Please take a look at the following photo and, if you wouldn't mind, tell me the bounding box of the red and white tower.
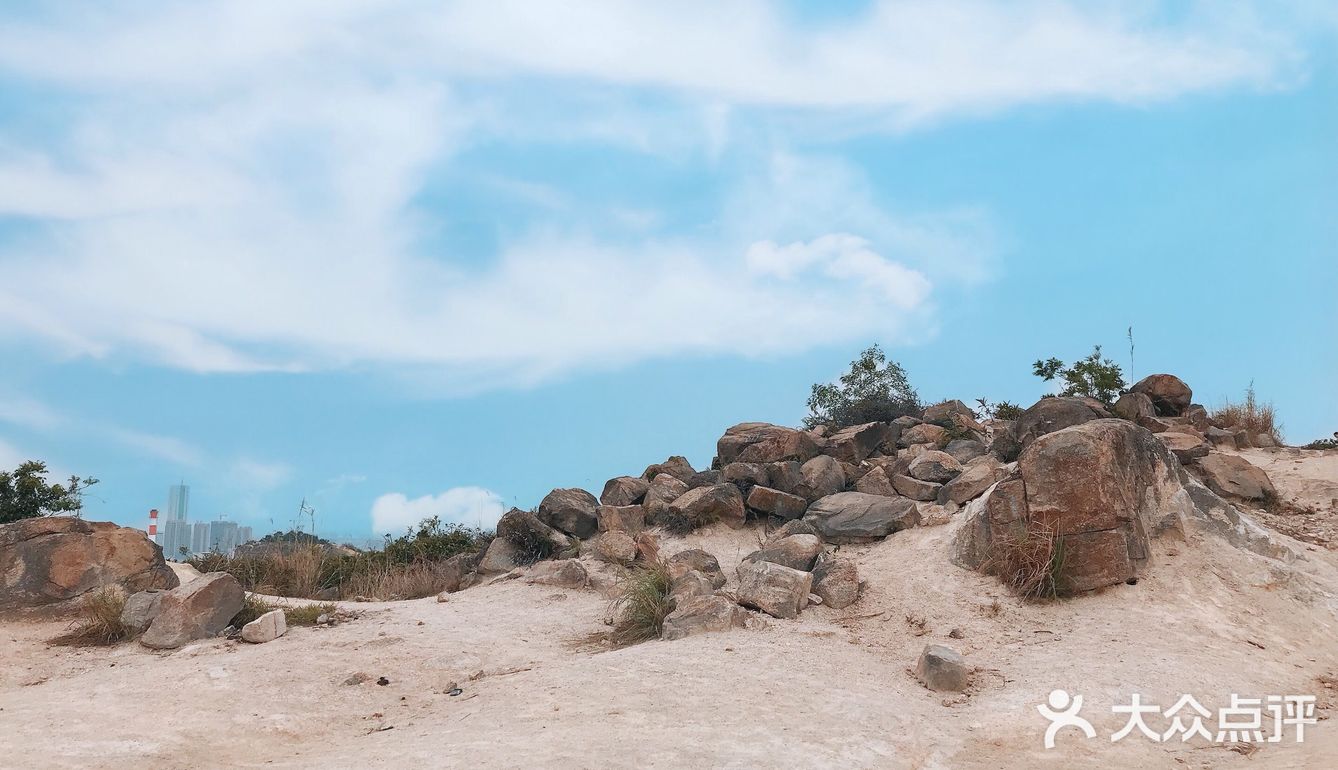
[147,508,159,544]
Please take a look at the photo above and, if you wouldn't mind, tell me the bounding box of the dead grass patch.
[608,562,674,647]
[49,588,130,647]
[984,520,1066,601]
[1212,383,1283,445]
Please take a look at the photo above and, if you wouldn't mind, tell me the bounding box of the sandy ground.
[4,452,1338,769]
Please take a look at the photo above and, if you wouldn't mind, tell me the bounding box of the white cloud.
[371,487,506,534]
[747,234,931,310]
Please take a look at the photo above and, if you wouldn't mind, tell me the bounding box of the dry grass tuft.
[984,520,1066,601]
[284,603,338,626]
[1212,383,1283,445]
[609,562,674,647]
[230,594,277,628]
[49,588,130,647]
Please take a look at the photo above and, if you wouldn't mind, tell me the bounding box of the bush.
[0,461,98,525]
[50,588,129,646]
[805,345,922,429]
[974,398,1023,421]
[609,562,674,647]
[983,521,1066,601]
[1303,433,1338,450]
[284,603,338,626]
[1212,383,1283,446]
[1032,345,1126,405]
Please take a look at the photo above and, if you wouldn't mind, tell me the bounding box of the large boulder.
[922,400,979,426]
[804,492,920,543]
[1130,374,1193,417]
[668,484,746,530]
[721,462,770,491]
[1193,454,1276,502]
[643,474,690,525]
[140,572,245,649]
[796,455,846,502]
[810,551,860,609]
[744,486,809,520]
[853,466,898,497]
[1156,432,1210,463]
[1113,391,1156,423]
[899,423,947,448]
[764,461,804,495]
[891,474,941,502]
[600,476,649,507]
[0,517,179,612]
[740,534,824,572]
[736,561,812,619]
[592,532,638,566]
[908,450,963,483]
[666,549,727,589]
[120,589,168,635]
[597,505,645,534]
[661,595,747,641]
[537,489,600,539]
[944,439,988,464]
[497,508,572,561]
[716,423,819,466]
[824,422,890,464]
[477,537,521,574]
[1000,396,1111,461]
[953,419,1191,593]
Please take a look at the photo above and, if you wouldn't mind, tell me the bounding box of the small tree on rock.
[0,461,98,525]
[805,345,922,429]
[1032,345,1126,406]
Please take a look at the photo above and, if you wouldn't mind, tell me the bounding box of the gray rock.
[803,492,920,543]
[796,455,846,502]
[745,485,809,520]
[1113,391,1156,423]
[915,644,970,692]
[1130,373,1193,417]
[765,461,804,495]
[765,519,821,544]
[477,537,521,574]
[600,476,650,507]
[120,589,167,635]
[661,595,747,641]
[668,569,716,602]
[736,561,813,619]
[240,609,287,644]
[825,422,891,463]
[853,466,898,497]
[1194,454,1277,502]
[641,456,697,483]
[741,534,824,572]
[722,462,769,490]
[140,572,245,650]
[909,450,963,483]
[497,508,572,561]
[597,504,645,534]
[944,439,988,464]
[524,559,588,589]
[716,423,821,465]
[937,456,1007,506]
[537,488,600,539]
[892,473,941,502]
[810,552,860,609]
[666,549,726,589]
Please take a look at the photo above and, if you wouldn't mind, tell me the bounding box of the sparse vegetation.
[191,517,492,601]
[984,520,1066,601]
[805,345,922,429]
[974,398,1023,421]
[230,593,277,628]
[1212,383,1283,446]
[1,461,99,525]
[283,603,338,626]
[1303,433,1338,450]
[49,588,129,647]
[609,562,674,647]
[1032,345,1126,405]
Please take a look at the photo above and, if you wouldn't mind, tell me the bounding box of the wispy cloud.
[370,487,506,534]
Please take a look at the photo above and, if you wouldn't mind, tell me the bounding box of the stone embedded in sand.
[241,609,287,644]
[796,455,846,502]
[661,595,748,641]
[1156,431,1210,463]
[140,572,245,650]
[666,549,726,589]
[438,552,481,594]
[810,552,860,609]
[909,451,963,483]
[525,559,588,589]
[1131,373,1193,417]
[0,517,178,611]
[804,492,919,544]
[600,476,649,507]
[745,485,809,520]
[1193,454,1276,502]
[824,422,890,463]
[668,484,746,529]
[915,645,970,692]
[593,532,638,566]
[537,489,600,539]
[736,560,812,619]
[120,589,168,635]
[716,423,821,465]
[597,504,645,534]
[741,534,824,573]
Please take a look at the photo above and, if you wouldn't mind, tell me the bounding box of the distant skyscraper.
[191,522,210,555]
[238,526,254,547]
[208,520,239,555]
[161,519,192,561]
[166,484,190,522]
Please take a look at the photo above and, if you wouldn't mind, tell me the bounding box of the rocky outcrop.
[0,517,178,612]
[736,560,812,619]
[537,489,600,539]
[1131,373,1192,417]
[803,492,919,543]
[954,419,1191,593]
[997,396,1111,461]
[140,572,245,649]
[716,423,819,466]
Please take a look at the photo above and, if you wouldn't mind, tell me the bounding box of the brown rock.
[741,534,823,572]
[937,456,1007,506]
[536,489,600,539]
[922,400,980,428]
[668,484,746,530]
[892,474,940,501]
[721,462,769,490]
[0,517,178,611]
[1005,397,1111,460]
[661,595,747,641]
[803,492,919,543]
[140,572,245,649]
[1113,391,1155,423]
[1156,431,1210,463]
[716,423,819,465]
[908,450,963,483]
[765,519,821,544]
[745,486,809,520]
[525,559,588,589]
[810,551,860,609]
[1130,374,1193,417]
[796,455,846,502]
[1194,454,1276,502]
[641,456,697,483]
[600,476,649,506]
[825,422,891,463]
[915,645,970,692]
[764,461,804,495]
[736,561,812,619]
[592,532,638,566]
[899,423,947,448]
[666,549,725,589]
[597,505,645,534]
[853,466,898,497]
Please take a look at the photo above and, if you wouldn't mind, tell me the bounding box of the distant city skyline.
[151,483,255,560]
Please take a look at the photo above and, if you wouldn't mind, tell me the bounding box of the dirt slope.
[3,452,1338,769]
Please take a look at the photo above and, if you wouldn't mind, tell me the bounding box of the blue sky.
[0,1,1334,543]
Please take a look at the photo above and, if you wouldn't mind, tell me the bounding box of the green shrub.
[229,594,277,628]
[805,345,922,429]
[1032,345,1126,405]
[1,461,98,525]
[284,603,338,626]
